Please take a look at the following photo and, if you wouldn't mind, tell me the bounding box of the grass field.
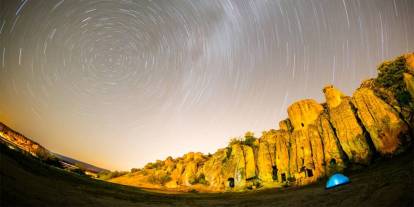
[1,142,413,207]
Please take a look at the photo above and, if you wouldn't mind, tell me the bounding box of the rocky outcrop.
[0,122,51,159]
[323,85,372,164]
[317,112,346,175]
[352,88,409,154]
[287,99,324,130]
[108,54,413,192]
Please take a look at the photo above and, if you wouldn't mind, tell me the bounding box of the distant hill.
[110,53,414,192]
[0,122,108,174]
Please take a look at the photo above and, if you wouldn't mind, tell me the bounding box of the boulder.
[323,85,346,108]
[287,99,324,130]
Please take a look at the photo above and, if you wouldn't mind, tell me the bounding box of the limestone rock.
[405,53,414,74]
[274,130,290,182]
[201,149,227,190]
[317,112,346,175]
[287,99,324,130]
[279,119,293,132]
[288,125,325,185]
[225,144,246,188]
[243,145,256,179]
[323,85,346,108]
[257,139,274,183]
[323,86,372,164]
[182,161,198,185]
[352,88,409,154]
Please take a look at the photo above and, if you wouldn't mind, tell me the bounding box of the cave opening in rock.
[272,166,278,181]
[281,173,286,182]
[306,169,313,177]
[330,158,336,167]
[228,178,235,188]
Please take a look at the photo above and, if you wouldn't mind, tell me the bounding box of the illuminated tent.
[325,173,350,189]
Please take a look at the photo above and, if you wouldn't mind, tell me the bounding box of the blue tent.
[326,173,350,189]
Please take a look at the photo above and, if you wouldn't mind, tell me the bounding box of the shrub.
[197,174,208,185]
[144,160,163,170]
[147,173,171,185]
[189,173,208,185]
[228,133,257,147]
[229,138,242,146]
[130,168,140,173]
[376,56,411,106]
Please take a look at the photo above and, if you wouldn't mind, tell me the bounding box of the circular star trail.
[0,0,413,170]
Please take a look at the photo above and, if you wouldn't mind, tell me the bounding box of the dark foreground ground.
[1,143,413,207]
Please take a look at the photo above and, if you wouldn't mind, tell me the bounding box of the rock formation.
[323,85,372,164]
[107,53,414,192]
[352,88,409,154]
[106,53,414,192]
[0,122,51,159]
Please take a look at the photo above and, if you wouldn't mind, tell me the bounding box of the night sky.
[0,0,413,170]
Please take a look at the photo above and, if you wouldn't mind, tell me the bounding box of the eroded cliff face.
[110,53,414,192]
[323,85,372,164]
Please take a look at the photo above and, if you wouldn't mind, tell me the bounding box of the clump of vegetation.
[97,171,128,180]
[147,173,171,185]
[144,160,163,170]
[376,56,411,106]
[130,168,141,173]
[189,173,208,185]
[228,131,258,147]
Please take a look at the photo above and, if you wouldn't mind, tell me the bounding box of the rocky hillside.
[0,122,108,175]
[0,122,52,159]
[111,53,414,192]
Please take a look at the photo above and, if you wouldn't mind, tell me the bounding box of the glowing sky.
[0,0,413,170]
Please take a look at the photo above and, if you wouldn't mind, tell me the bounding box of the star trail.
[0,0,413,170]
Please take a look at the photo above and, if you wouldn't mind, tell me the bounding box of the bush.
[243,136,257,147]
[147,173,171,185]
[130,168,140,173]
[189,173,208,185]
[228,132,257,147]
[144,160,163,170]
[229,138,242,146]
[376,56,411,106]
